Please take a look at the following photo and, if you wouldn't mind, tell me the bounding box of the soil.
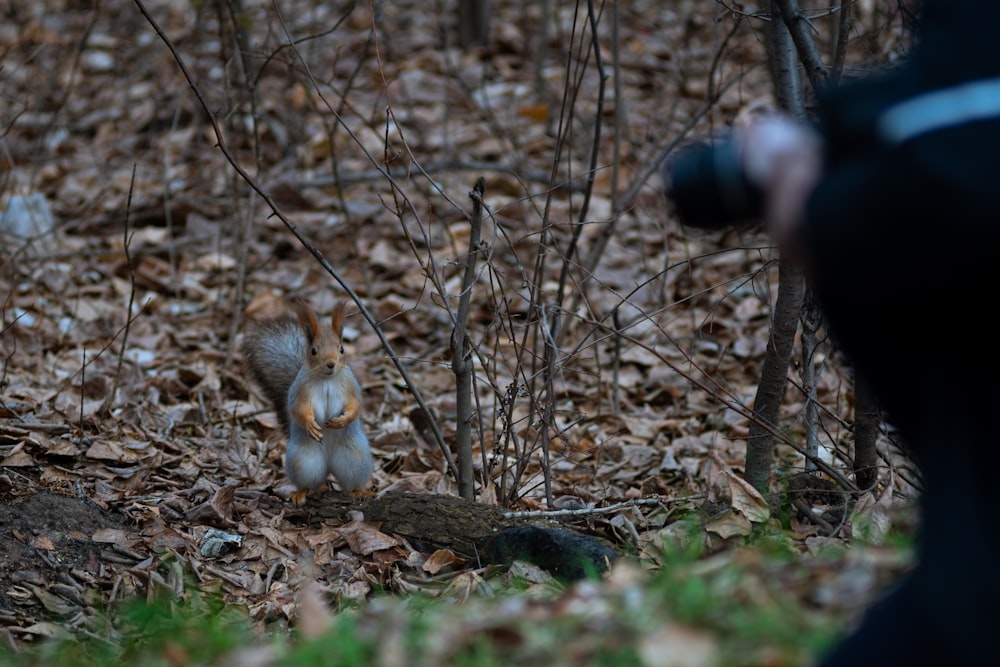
[0,491,125,624]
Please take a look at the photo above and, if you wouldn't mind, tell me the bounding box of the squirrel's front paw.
[306,421,323,441]
[290,490,309,506]
[326,415,349,429]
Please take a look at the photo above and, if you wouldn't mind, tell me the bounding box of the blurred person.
[694,0,1000,663]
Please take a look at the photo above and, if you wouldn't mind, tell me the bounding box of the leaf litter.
[0,0,918,663]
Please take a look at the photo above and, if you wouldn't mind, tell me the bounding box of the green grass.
[0,525,911,667]
[643,528,842,666]
[0,592,259,667]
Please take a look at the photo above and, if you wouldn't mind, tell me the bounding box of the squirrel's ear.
[330,299,348,337]
[293,299,321,342]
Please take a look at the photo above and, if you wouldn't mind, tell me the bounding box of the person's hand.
[740,114,823,258]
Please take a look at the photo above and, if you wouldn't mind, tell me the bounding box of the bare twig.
[295,160,588,192]
[104,165,139,416]
[501,495,705,520]
[611,306,622,414]
[573,0,608,230]
[799,291,825,471]
[536,0,611,506]
[78,349,86,428]
[831,1,853,83]
[610,0,625,214]
[219,0,259,367]
[451,178,486,501]
[741,2,811,495]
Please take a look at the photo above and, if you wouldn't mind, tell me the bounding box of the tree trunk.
[458,0,490,49]
[853,375,880,491]
[744,3,809,495]
[745,261,805,494]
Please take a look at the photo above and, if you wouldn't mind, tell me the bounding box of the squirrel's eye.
[311,346,318,356]
[340,345,344,354]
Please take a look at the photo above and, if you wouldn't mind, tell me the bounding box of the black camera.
[662,137,764,229]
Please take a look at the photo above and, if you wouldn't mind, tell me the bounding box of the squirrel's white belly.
[311,378,346,423]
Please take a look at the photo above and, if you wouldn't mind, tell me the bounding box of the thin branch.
[451,178,486,501]
[831,1,853,84]
[535,0,610,506]
[773,0,831,91]
[502,495,705,520]
[295,159,588,192]
[104,165,139,416]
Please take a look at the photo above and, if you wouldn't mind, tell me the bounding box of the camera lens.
[664,139,764,229]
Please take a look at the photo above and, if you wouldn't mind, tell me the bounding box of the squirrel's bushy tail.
[243,315,306,434]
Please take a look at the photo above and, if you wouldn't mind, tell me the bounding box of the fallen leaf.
[704,508,752,539]
[422,549,463,575]
[336,520,402,556]
[517,103,549,122]
[30,586,78,615]
[30,535,55,551]
[722,469,771,523]
[92,528,129,545]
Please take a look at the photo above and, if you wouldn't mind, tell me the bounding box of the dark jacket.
[804,2,1000,665]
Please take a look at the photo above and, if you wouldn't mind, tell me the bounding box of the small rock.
[1,193,53,239]
[82,50,115,73]
[200,529,243,558]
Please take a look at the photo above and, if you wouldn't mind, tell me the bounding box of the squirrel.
[243,298,373,505]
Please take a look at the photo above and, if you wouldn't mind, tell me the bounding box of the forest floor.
[1,1,919,665]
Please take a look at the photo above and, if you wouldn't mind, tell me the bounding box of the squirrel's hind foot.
[290,490,309,505]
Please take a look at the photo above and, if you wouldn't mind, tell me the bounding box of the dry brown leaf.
[84,440,150,464]
[422,549,464,575]
[184,484,236,525]
[850,475,895,543]
[517,103,549,122]
[19,622,71,640]
[721,469,771,524]
[0,443,35,467]
[29,535,55,551]
[30,586,78,616]
[39,434,80,458]
[336,520,402,556]
[703,508,752,540]
[91,528,129,545]
[439,571,483,605]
